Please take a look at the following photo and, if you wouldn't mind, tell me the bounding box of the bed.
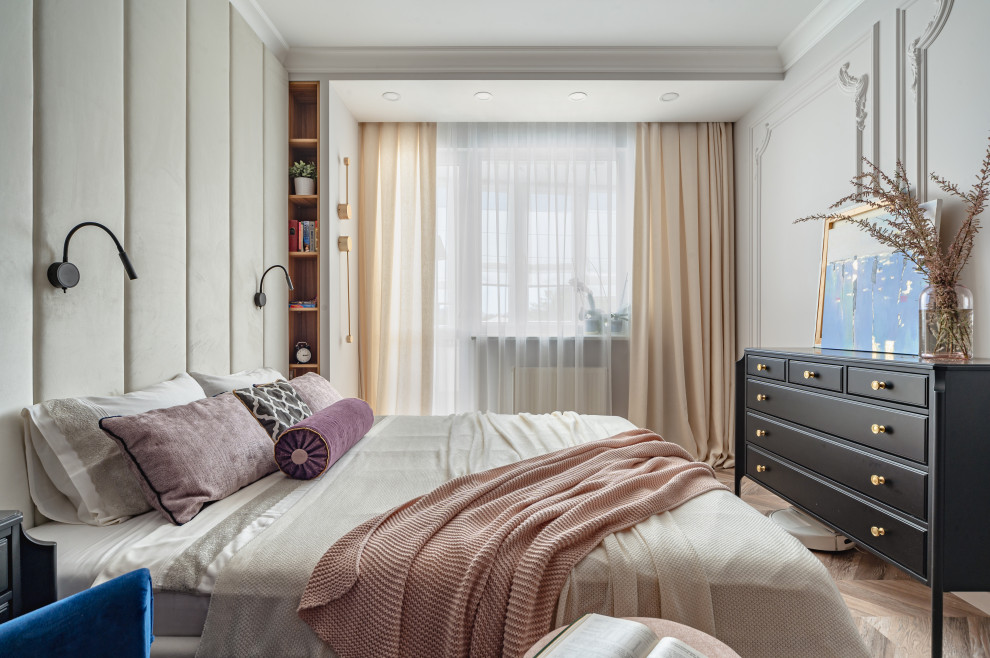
[28,411,867,658]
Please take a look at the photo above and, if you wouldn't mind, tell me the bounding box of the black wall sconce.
[255,265,294,308]
[47,222,138,292]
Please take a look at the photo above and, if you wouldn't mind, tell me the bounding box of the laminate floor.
[715,468,990,657]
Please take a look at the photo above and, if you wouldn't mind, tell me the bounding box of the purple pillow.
[274,398,373,480]
[286,373,344,413]
[99,393,276,524]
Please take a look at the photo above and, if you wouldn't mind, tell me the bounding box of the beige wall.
[736,0,990,357]
[0,0,289,526]
[735,0,990,611]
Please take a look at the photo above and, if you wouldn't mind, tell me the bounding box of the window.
[436,124,634,337]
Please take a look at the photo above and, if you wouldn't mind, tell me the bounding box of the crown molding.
[778,0,867,71]
[229,0,289,63]
[284,46,784,80]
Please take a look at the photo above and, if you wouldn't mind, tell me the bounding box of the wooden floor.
[715,468,990,657]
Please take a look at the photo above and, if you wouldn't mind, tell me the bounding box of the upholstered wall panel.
[33,0,126,401]
[0,0,36,524]
[263,51,290,374]
[0,1,288,526]
[124,0,187,391]
[229,11,266,372]
[186,0,232,375]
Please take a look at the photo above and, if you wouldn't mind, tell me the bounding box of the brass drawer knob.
[871,424,886,434]
[870,526,885,537]
[757,363,768,371]
[870,474,886,486]
[803,370,816,379]
[756,464,767,473]
[871,380,888,390]
[755,429,767,437]
[756,394,768,402]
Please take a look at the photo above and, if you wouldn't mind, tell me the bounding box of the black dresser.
[0,511,56,624]
[735,348,990,657]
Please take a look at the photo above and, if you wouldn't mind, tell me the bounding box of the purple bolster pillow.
[274,398,373,480]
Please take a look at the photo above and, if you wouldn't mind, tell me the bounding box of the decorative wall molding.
[744,27,876,348]
[284,46,784,80]
[837,62,869,132]
[896,9,908,165]
[909,0,955,201]
[908,0,954,98]
[838,61,870,187]
[778,0,868,71]
[870,22,881,170]
[751,122,774,345]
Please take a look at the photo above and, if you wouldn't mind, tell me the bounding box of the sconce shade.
[48,221,137,292]
[47,261,80,289]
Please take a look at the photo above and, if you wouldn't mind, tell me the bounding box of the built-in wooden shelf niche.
[288,81,320,377]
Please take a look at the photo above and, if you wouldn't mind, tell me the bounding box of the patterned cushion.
[233,381,313,441]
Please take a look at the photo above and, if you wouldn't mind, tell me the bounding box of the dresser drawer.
[747,355,786,381]
[0,536,7,594]
[746,445,927,577]
[788,360,843,392]
[746,413,927,519]
[848,367,928,408]
[747,379,928,463]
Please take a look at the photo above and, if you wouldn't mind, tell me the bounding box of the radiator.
[512,367,608,415]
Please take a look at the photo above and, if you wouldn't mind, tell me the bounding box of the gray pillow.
[233,381,313,441]
[287,373,344,413]
[99,393,276,525]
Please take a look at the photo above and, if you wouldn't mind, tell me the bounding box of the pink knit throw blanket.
[298,429,727,658]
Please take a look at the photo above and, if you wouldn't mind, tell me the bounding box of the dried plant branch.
[795,135,990,357]
[795,135,990,293]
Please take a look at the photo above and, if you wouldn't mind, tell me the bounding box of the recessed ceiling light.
[382,91,401,101]
[474,91,493,101]
[568,91,588,101]
[660,92,680,102]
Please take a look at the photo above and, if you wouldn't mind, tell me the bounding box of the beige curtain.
[358,123,437,414]
[628,123,736,466]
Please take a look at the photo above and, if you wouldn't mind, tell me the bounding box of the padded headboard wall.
[0,0,290,527]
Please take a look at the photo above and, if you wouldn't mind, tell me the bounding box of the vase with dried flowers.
[796,136,990,360]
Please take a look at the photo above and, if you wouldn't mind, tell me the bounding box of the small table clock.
[294,341,312,364]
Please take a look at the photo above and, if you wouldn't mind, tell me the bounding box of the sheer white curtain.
[434,123,635,415]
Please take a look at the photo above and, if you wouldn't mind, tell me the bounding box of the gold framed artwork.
[815,199,942,354]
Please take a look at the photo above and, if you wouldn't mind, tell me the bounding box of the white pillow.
[21,373,207,526]
[189,367,286,397]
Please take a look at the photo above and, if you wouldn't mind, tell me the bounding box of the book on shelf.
[289,299,317,309]
[534,614,709,658]
[289,220,299,252]
[301,220,316,252]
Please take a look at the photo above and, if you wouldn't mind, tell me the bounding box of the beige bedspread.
[191,412,866,658]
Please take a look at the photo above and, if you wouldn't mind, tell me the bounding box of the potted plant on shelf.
[796,136,990,360]
[290,160,317,196]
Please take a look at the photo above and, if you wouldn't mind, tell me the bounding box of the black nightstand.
[0,511,57,623]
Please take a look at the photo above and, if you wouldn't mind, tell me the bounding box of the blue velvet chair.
[0,568,153,657]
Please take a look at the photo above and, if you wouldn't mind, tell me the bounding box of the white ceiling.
[255,0,823,49]
[238,0,862,121]
[330,80,779,123]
